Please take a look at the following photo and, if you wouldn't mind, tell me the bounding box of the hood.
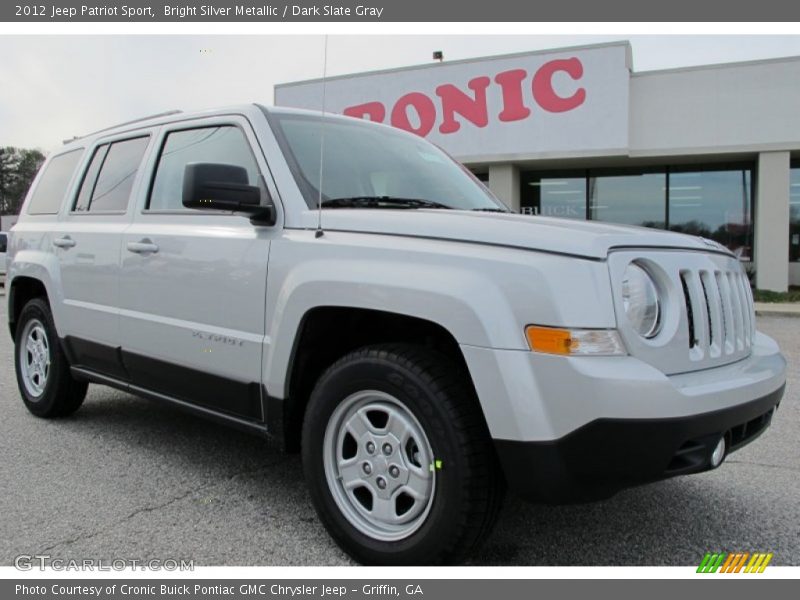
[301,209,731,260]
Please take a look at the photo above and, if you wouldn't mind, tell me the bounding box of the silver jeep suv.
[6,105,786,564]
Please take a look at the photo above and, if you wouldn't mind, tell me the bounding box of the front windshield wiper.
[471,207,510,213]
[320,196,452,210]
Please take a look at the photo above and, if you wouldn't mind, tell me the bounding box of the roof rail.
[64,109,183,144]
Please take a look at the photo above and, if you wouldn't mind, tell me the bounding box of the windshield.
[266,110,505,212]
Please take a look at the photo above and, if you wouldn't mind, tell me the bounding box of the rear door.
[54,134,152,377]
[118,116,279,421]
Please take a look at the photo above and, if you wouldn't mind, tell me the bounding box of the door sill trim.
[71,366,270,438]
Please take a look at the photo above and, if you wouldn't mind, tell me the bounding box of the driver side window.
[148,126,259,211]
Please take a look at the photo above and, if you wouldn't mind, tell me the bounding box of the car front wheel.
[301,343,504,565]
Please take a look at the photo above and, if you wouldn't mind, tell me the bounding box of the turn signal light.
[525,326,626,356]
[526,326,574,355]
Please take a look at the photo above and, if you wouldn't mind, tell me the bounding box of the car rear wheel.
[301,343,504,565]
[14,297,88,418]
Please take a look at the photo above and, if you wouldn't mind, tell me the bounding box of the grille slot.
[679,272,696,348]
[681,267,754,361]
[699,271,717,352]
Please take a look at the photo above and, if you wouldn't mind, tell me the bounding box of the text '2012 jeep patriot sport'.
[6,105,786,565]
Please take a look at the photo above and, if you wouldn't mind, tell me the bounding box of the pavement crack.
[38,459,285,555]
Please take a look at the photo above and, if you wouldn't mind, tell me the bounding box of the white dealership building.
[276,41,800,292]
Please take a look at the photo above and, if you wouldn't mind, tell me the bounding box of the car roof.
[58,103,378,154]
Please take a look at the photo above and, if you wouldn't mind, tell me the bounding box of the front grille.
[610,250,754,374]
[679,267,755,358]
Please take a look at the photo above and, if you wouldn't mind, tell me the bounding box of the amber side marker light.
[525,325,626,356]
[526,326,574,355]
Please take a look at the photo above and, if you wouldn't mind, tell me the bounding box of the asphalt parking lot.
[0,288,798,566]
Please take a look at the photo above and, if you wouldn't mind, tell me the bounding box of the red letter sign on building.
[532,58,586,113]
[390,92,437,136]
[277,43,632,159]
[343,101,386,122]
[435,76,491,134]
[494,69,532,122]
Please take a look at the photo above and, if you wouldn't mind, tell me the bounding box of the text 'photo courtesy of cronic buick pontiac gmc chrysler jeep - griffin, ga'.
[5,105,786,565]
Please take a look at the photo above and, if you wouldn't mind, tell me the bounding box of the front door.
[118,117,278,421]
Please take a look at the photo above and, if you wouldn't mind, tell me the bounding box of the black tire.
[14,297,88,418]
[301,343,504,565]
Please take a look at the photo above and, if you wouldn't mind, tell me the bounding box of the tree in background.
[0,147,46,215]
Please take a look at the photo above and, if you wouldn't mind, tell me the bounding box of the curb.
[755,309,800,318]
[754,303,800,318]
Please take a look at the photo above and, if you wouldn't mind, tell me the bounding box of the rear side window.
[26,149,83,215]
[74,136,149,213]
[0,233,7,253]
[148,126,259,211]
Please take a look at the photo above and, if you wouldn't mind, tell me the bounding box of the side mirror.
[182,163,275,224]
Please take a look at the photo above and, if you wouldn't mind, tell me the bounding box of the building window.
[589,169,666,229]
[520,164,753,258]
[470,170,488,183]
[521,170,585,219]
[667,167,753,261]
[791,162,800,262]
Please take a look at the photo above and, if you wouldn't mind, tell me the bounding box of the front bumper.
[494,385,782,502]
[461,331,786,502]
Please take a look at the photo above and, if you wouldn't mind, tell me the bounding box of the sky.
[3,34,800,150]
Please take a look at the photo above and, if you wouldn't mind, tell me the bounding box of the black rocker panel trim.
[62,336,263,421]
[61,335,129,380]
[121,350,263,421]
[71,367,268,437]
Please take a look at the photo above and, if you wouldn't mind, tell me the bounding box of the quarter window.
[26,149,84,215]
[148,126,259,211]
[74,137,149,213]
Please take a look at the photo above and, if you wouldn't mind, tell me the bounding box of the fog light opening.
[710,436,727,468]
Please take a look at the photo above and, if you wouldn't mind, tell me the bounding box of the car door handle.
[53,236,76,249]
[126,239,159,254]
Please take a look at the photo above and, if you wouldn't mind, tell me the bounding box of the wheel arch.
[7,248,64,340]
[8,276,51,340]
[273,306,477,453]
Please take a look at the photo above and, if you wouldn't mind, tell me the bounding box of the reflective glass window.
[790,164,800,262]
[589,170,666,228]
[521,171,585,219]
[668,168,753,259]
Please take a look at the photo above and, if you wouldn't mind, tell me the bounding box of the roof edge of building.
[633,52,800,78]
[275,40,633,90]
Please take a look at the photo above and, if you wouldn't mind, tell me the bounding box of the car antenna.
[315,34,329,239]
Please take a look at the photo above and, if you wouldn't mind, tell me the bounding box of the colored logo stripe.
[698,552,773,573]
[745,553,773,573]
[697,553,726,573]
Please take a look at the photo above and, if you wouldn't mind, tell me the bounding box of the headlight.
[621,263,661,338]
